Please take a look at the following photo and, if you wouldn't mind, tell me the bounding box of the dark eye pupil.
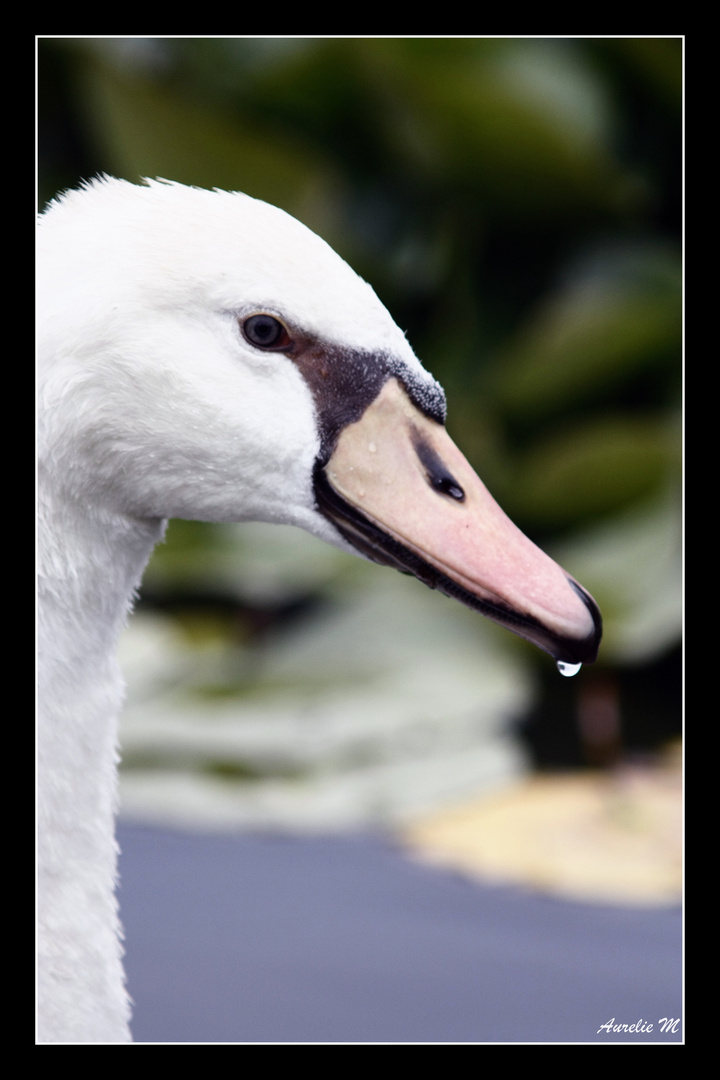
[244,314,285,348]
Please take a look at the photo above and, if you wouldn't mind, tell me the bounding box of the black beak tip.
[557,579,603,666]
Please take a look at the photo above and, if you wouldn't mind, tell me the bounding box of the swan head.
[38,177,601,666]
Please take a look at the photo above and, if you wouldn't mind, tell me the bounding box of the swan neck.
[37,488,163,1043]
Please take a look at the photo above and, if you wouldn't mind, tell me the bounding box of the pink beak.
[317,378,601,668]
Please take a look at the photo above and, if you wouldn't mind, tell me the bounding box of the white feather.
[37,178,436,1043]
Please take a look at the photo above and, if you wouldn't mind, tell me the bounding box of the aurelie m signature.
[597,1017,681,1035]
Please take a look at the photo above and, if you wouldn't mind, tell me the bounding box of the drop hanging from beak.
[557,661,583,677]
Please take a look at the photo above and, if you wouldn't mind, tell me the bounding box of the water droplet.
[557,660,582,678]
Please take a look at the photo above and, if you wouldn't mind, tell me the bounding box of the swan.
[37,176,601,1044]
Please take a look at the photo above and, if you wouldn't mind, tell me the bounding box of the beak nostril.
[412,429,466,502]
[432,475,465,500]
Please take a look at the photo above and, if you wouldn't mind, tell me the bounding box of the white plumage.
[37,178,600,1043]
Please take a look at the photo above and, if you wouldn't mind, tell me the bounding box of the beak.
[315,378,601,667]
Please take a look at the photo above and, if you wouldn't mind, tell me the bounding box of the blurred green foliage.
[38,37,682,698]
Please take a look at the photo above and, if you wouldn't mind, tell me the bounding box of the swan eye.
[242,314,290,350]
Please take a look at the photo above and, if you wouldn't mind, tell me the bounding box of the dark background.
[38,35,682,772]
